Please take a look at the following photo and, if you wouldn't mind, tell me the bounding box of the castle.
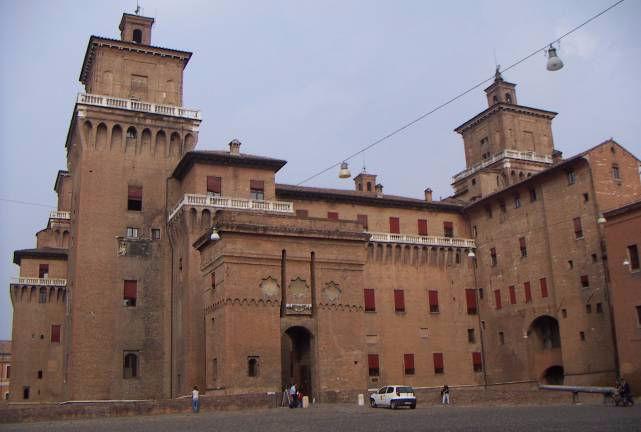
[9,12,641,402]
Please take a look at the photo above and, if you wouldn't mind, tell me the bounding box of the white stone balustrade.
[77,93,201,120]
[49,211,71,220]
[367,232,476,249]
[10,277,67,287]
[169,194,294,221]
[452,150,553,183]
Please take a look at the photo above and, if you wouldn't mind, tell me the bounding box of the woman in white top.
[192,385,200,413]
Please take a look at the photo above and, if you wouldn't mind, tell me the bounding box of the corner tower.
[451,70,557,202]
[63,11,201,400]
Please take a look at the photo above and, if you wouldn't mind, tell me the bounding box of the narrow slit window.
[494,289,502,310]
[573,217,583,239]
[524,282,532,303]
[368,354,380,377]
[465,289,477,314]
[394,289,405,312]
[364,289,376,312]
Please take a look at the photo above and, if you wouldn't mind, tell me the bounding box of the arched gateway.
[527,315,564,384]
[282,326,314,397]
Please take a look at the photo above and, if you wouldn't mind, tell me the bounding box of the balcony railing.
[49,211,71,220]
[452,150,553,183]
[367,232,476,249]
[77,93,201,120]
[169,194,294,221]
[10,277,67,287]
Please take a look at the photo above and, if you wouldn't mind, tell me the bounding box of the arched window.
[123,352,138,378]
[248,357,259,377]
[505,93,512,103]
[133,29,142,44]
[126,127,137,140]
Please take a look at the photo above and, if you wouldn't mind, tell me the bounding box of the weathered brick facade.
[8,12,641,402]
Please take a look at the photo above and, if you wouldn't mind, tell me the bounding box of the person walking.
[289,383,298,408]
[440,384,450,405]
[192,385,200,413]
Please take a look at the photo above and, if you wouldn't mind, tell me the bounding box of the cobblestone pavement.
[3,403,640,432]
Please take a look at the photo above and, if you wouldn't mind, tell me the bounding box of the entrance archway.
[282,326,313,397]
[527,315,563,383]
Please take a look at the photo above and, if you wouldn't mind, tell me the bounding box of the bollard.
[302,396,309,408]
[358,394,364,406]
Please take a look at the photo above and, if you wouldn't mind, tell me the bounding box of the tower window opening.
[123,352,139,378]
[133,29,142,44]
[247,357,259,377]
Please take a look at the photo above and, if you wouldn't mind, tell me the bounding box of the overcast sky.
[1,0,640,339]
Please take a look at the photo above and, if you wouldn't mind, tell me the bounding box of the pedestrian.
[192,385,200,413]
[440,384,450,405]
[289,383,298,408]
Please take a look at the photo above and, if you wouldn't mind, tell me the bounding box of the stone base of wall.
[0,385,616,424]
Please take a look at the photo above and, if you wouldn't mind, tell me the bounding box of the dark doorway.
[542,365,564,385]
[282,326,313,397]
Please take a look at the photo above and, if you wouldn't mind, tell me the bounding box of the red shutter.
[573,217,582,232]
[364,289,376,312]
[327,212,339,220]
[296,209,309,217]
[472,352,482,371]
[443,221,454,237]
[540,278,548,298]
[39,264,49,278]
[417,219,428,236]
[250,180,264,190]
[465,289,477,314]
[357,214,369,230]
[509,285,516,304]
[428,290,439,313]
[404,353,414,371]
[124,280,137,300]
[494,289,502,310]
[394,289,405,312]
[51,325,61,343]
[519,237,526,248]
[207,176,221,194]
[389,217,400,234]
[128,185,142,199]
[524,282,532,303]
[433,352,444,372]
[368,354,379,369]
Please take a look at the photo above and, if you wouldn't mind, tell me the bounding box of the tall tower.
[64,12,201,399]
[451,70,557,202]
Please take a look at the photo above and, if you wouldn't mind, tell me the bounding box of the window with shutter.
[524,282,532,303]
[124,280,137,306]
[394,289,405,312]
[443,221,454,237]
[580,275,589,288]
[573,217,583,238]
[404,353,415,375]
[433,352,444,374]
[250,180,264,200]
[39,264,49,279]
[296,209,309,218]
[417,219,428,236]
[368,354,380,376]
[509,285,516,304]
[206,176,222,195]
[490,247,497,266]
[519,237,527,257]
[389,217,400,234]
[428,290,439,313]
[494,289,502,310]
[472,352,483,372]
[357,214,369,230]
[128,185,143,211]
[465,289,477,314]
[327,212,339,220]
[51,325,61,343]
[540,278,548,298]
[364,289,376,312]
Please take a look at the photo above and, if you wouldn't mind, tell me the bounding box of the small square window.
[126,227,139,238]
[591,253,597,262]
[568,260,574,269]
[580,331,586,341]
[37,370,43,379]
[151,228,161,240]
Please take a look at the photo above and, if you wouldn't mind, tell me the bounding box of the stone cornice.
[454,103,557,134]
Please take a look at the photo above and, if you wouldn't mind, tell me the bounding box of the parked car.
[370,385,416,409]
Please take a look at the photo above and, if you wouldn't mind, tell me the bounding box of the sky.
[0,0,640,340]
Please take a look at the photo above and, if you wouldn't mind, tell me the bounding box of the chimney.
[424,188,433,202]
[375,183,383,197]
[552,150,563,164]
[229,139,241,155]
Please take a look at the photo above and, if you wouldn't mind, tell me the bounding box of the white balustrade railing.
[169,194,294,221]
[10,277,67,287]
[367,232,476,249]
[77,93,201,120]
[452,150,553,183]
[49,211,71,220]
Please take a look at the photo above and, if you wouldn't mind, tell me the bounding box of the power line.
[0,198,57,209]
[295,0,626,186]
